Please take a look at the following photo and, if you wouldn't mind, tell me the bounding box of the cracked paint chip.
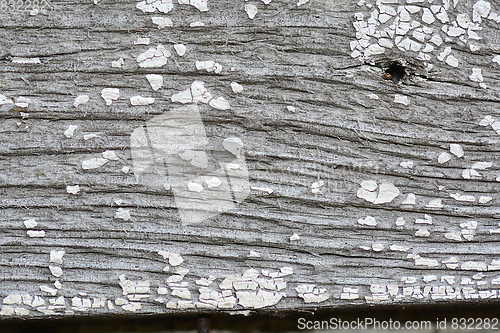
[158,251,184,266]
[174,44,187,56]
[358,215,376,226]
[146,74,163,91]
[114,208,131,221]
[101,88,120,105]
[296,284,328,303]
[66,185,80,195]
[152,16,173,29]
[73,95,89,107]
[130,96,155,105]
[136,0,174,13]
[196,60,222,73]
[64,125,78,138]
[137,45,170,67]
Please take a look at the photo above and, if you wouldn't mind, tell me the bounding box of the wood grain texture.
[1,0,500,319]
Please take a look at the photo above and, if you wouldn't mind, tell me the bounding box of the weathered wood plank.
[1,0,500,320]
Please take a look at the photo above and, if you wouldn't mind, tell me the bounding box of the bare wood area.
[1,0,500,320]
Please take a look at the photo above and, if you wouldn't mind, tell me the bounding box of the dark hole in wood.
[385,61,406,84]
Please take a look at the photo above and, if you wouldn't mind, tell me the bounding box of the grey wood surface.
[1,0,500,319]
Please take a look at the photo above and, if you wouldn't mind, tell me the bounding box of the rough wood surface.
[1,0,500,319]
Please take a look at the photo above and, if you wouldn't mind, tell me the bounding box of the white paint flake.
[0,94,13,105]
[12,57,41,64]
[102,150,118,161]
[296,284,329,303]
[422,8,435,24]
[357,181,399,204]
[290,233,300,241]
[341,287,359,300]
[438,152,451,164]
[469,68,483,82]
[114,208,131,221]
[137,44,170,67]
[27,230,45,238]
[479,196,492,204]
[222,137,244,158]
[445,55,459,67]
[196,60,222,73]
[190,21,205,27]
[245,4,257,19]
[400,161,413,169]
[394,94,410,106]
[415,257,439,268]
[372,243,384,251]
[64,125,78,138]
[425,198,442,209]
[395,217,406,226]
[82,157,108,170]
[23,218,38,229]
[40,286,58,296]
[209,97,230,110]
[84,134,98,140]
[49,266,63,277]
[101,88,120,105]
[73,95,89,107]
[462,168,481,179]
[146,74,163,91]
[461,261,487,271]
[187,182,204,192]
[134,37,150,45]
[251,186,273,194]
[152,16,173,29]
[50,250,65,264]
[358,215,377,226]
[493,55,500,65]
[472,161,492,169]
[158,251,184,266]
[415,227,430,237]
[231,81,243,93]
[390,244,409,252]
[130,96,155,105]
[66,185,80,195]
[174,44,186,56]
[205,177,222,188]
[248,250,261,258]
[297,0,310,6]
[401,193,416,205]
[111,58,124,68]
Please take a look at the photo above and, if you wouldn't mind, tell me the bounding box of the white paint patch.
[401,193,416,205]
[290,233,300,241]
[15,96,31,108]
[479,196,492,204]
[450,193,475,202]
[50,250,65,264]
[358,215,377,226]
[187,182,204,192]
[12,57,41,64]
[296,284,329,303]
[390,245,409,252]
[112,58,124,68]
[205,177,222,188]
[152,16,173,29]
[493,55,500,65]
[297,0,310,6]
[138,45,170,67]
[101,88,120,105]
[209,97,231,110]
[103,150,119,161]
[0,94,13,105]
[415,227,430,237]
[245,4,257,19]
[415,257,439,268]
[84,134,98,140]
[461,261,487,271]
[27,230,45,238]
[248,250,261,258]
[357,181,399,204]
[49,266,63,277]
[395,217,405,226]
[471,161,492,169]
[450,144,464,158]
[231,82,243,93]
[40,286,58,296]
[158,251,184,266]
[190,21,205,27]
[130,96,155,105]
[425,198,442,209]
[114,208,131,221]
[372,243,384,251]
[146,74,163,91]
[341,287,359,300]
[134,37,150,45]
[444,231,462,241]
[64,125,78,138]
[222,138,243,158]
[73,95,89,107]
[196,61,223,74]
[400,161,413,169]
[66,185,80,195]
[251,186,273,194]
[82,157,108,170]
[24,218,38,229]
[438,152,451,164]
[174,44,187,56]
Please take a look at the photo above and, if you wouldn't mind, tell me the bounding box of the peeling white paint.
[73,95,89,107]
[50,250,65,264]
[425,198,442,209]
[101,88,120,105]
[358,215,377,226]
[394,94,410,106]
[245,4,257,19]
[111,58,124,68]
[12,57,41,64]
[114,208,131,221]
[23,218,38,229]
[290,233,300,241]
[64,125,78,138]
[209,97,230,110]
[134,37,150,45]
[251,186,273,194]
[82,157,108,170]
[138,45,170,67]
[438,152,451,164]
[231,81,243,93]
[174,44,187,56]
[146,74,163,91]
[450,143,464,157]
[158,251,184,266]
[152,16,173,29]
[27,230,45,238]
[401,193,416,205]
[49,266,63,277]
[66,185,80,195]
[130,96,155,105]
